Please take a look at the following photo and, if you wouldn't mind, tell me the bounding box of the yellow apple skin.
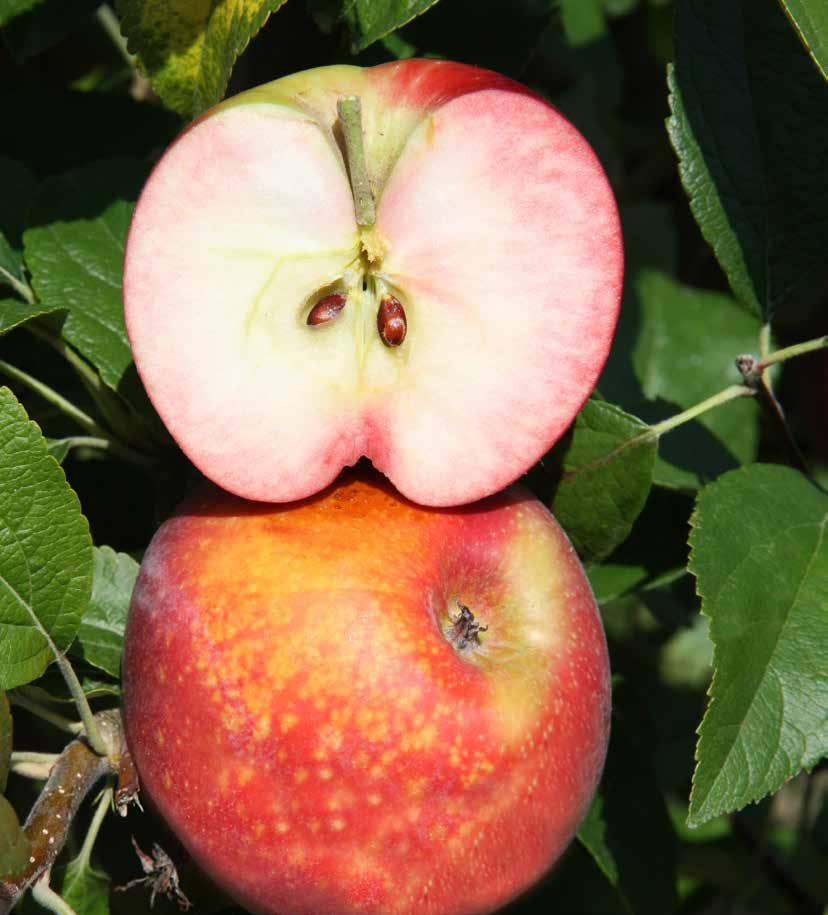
[123,470,610,915]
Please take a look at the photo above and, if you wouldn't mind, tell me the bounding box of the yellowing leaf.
[116,0,289,117]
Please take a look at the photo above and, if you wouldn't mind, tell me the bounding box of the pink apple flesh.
[124,60,623,505]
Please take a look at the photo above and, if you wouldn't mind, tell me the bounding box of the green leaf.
[344,0,442,51]
[0,386,93,689]
[0,795,29,878]
[667,0,828,320]
[560,0,606,47]
[536,400,656,562]
[0,299,57,336]
[116,0,289,117]
[632,270,761,489]
[45,438,71,464]
[61,853,110,915]
[72,547,138,679]
[779,0,828,78]
[0,691,10,793]
[577,794,618,885]
[23,159,147,401]
[0,0,38,27]
[687,464,828,827]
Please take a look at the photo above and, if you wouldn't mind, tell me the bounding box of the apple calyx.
[445,600,489,653]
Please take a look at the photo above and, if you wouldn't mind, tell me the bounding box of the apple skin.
[122,470,610,915]
[123,59,623,507]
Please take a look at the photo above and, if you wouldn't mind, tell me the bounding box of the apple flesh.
[122,471,611,915]
[123,60,623,506]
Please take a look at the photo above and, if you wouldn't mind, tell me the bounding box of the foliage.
[0,0,826,913]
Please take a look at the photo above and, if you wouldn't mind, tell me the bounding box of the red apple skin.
[123,471,610,915]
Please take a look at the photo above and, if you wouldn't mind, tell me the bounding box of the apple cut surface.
[122,470,611,915]
[124,60,623,505]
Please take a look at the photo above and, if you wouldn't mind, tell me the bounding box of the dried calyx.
[446,601,488,653]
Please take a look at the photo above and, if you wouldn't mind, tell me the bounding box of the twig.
[0,712,138,914]
[0,741,111,913]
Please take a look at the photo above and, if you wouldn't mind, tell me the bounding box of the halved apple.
[124,60,623,506]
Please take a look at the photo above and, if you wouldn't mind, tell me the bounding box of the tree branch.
[0,711,138,914]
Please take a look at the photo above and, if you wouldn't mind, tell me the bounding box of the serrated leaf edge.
[685,464,828,827]
[0,387,93,688]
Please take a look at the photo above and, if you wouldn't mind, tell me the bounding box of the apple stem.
[337,96,376,228]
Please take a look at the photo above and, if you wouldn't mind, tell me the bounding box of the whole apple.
[123,59,622,507]
[123,471,610,915]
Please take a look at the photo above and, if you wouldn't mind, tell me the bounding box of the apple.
[123,59,623,506]
[122,470,611,915]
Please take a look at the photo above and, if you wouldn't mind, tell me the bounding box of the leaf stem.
[51,435,122,456]
[759,322,772,360]
[564,385,754,481]
[758,334,828,370]
[647,384,752,438]
[0,266,35,304]
[9,692,84,736]
[75,786,113,871]
[337,97,376,227]
[0,359,106,437]
[0,359,154,468]
[31,872,79,915]
[10,752,60,766]
[53,655,108,757]
[26,322,150,446]
[10,751,59,780]
[95,4,135,67]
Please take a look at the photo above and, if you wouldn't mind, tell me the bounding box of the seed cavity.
[377,294,407,347]
[307,293,346,327]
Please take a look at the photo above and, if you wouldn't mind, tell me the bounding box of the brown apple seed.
[377,294,407,347]
[307,293,346,326]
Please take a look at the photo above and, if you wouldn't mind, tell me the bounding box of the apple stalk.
[336,96,376,229]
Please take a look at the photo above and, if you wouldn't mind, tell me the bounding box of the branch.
[0,711,139,914]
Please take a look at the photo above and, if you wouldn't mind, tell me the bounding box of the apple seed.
[377,294,407,347]
[307,293,346,326]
